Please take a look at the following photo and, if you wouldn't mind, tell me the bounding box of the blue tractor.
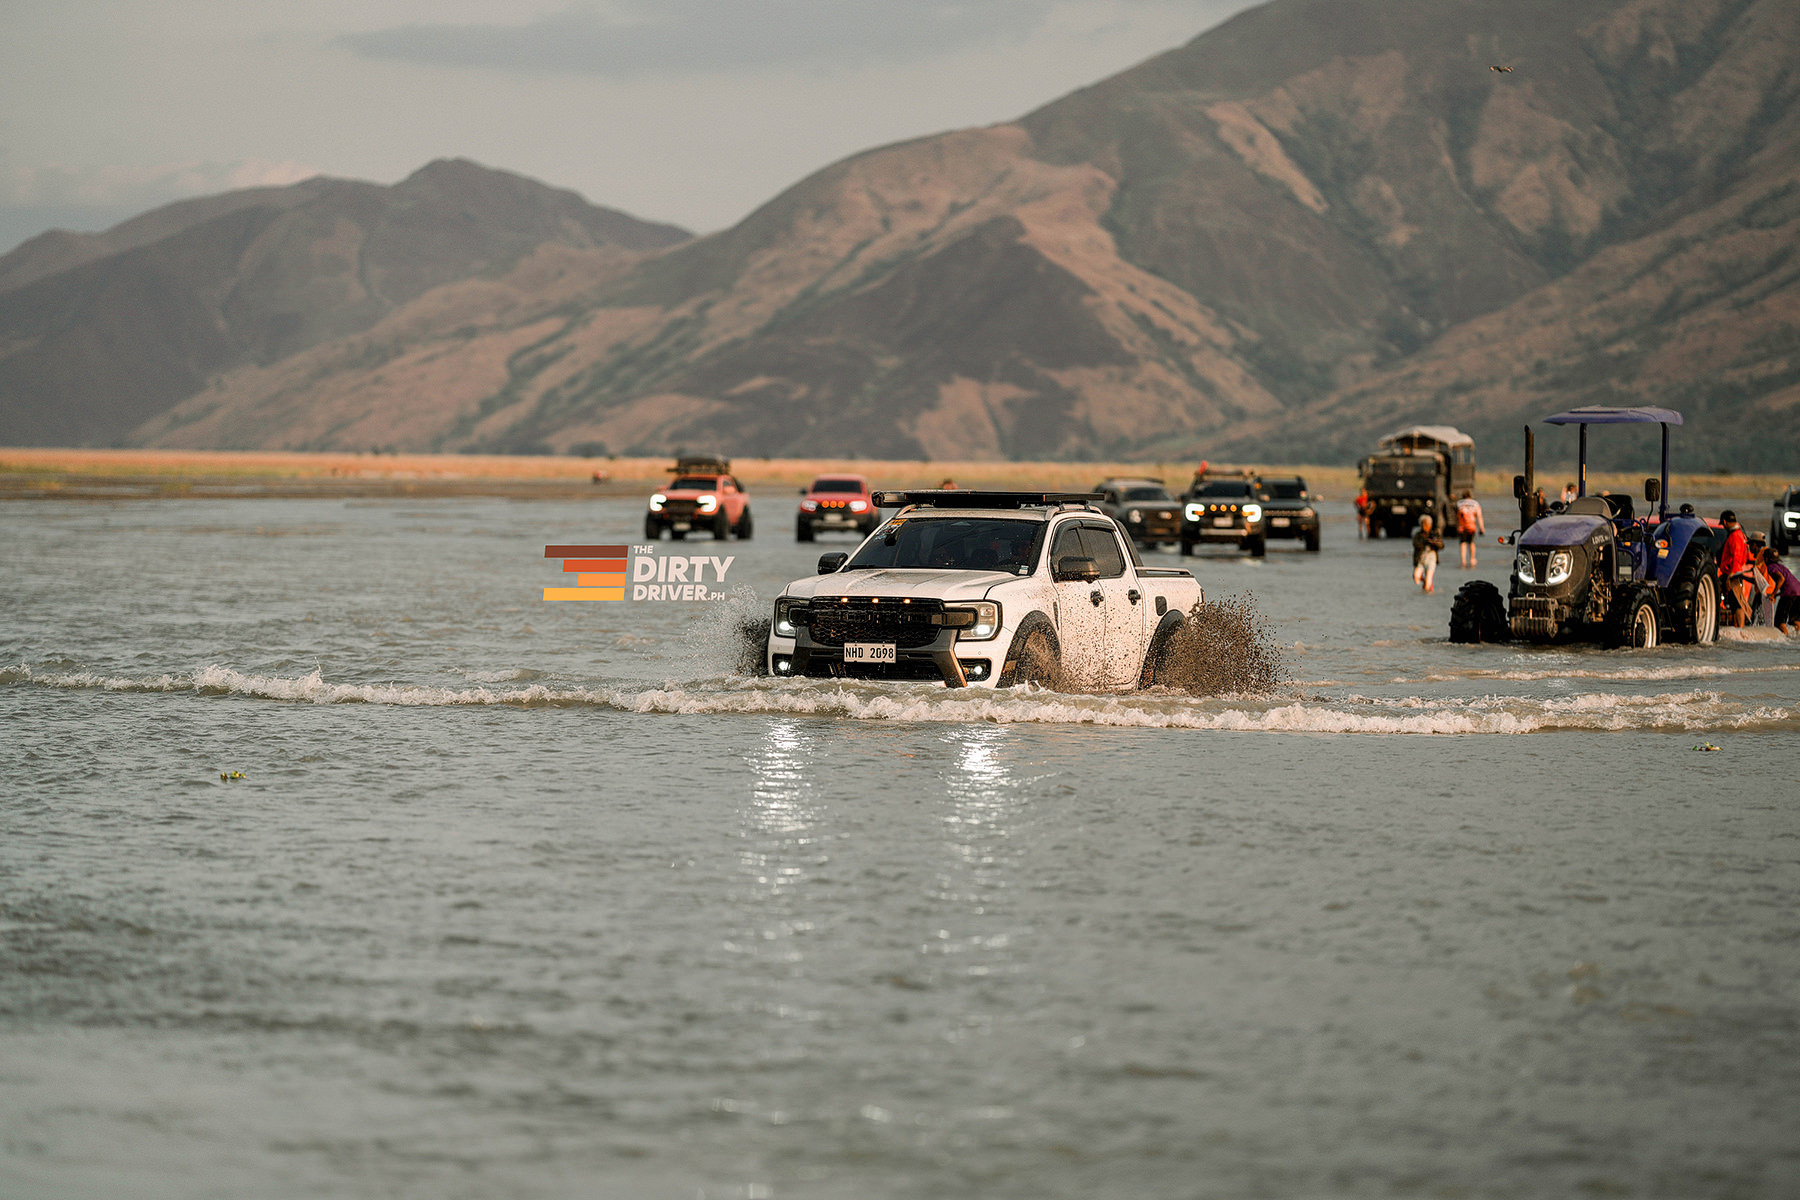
[1449,406,1720,648]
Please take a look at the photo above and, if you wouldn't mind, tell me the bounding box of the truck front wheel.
[644,515,660,540]
[999,622,1061,689]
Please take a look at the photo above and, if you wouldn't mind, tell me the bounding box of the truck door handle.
[1090,589,1103,606]
[1127,589,1142,605]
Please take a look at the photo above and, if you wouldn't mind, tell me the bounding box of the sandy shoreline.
[0,446,1784,502]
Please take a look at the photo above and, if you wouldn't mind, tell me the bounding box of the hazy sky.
[0,0,1259,254]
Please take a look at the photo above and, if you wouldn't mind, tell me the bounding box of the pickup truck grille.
[806,597,944,648]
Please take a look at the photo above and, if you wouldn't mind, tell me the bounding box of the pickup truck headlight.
[800,499,819,512]
[1300,507,1315,517]
[1184,502,1203,522]
[1546,550,1573,585]
[1515,550,1535,583]
[948,601,1001,641]
[1785,511,1799,528]
[1242,503,1262,523]
[773,597,805,638]
[1127,509,1141,523]
[650,493,666,511]
[698,495,718,512]
[849,499,867,512]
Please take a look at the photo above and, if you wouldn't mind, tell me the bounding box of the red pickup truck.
[645,455,753,541]
[796,474,878,541]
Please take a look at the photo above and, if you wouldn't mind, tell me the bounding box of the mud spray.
[1159,592,1288,696]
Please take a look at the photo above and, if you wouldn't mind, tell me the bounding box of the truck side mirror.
[798,487,807,496]
[1053,555,1099,582]
[1513,474,1526,499]
[816,552,848,574]
[1644,478,1661,503]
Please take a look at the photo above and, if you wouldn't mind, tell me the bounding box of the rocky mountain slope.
[0,161,689,447]
[4,0,1796,468]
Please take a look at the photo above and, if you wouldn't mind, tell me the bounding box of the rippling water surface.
[4,497,1798,1199]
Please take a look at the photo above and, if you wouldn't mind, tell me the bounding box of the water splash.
[1159,592,1288,696]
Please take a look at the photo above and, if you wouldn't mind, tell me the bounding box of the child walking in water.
[1412,514,1444,594]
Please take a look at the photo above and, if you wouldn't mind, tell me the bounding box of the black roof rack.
[670,453,730,472]
[871,490,1103,509]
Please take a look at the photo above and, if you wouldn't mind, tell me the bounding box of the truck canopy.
[1377,425,1474,452]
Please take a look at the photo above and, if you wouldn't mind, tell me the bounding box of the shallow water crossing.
[3,497,1799,1198]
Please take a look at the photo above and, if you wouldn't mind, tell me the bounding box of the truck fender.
[997,613,1059,688]
[1653,518,1716,590]
[1137,610,1187,688]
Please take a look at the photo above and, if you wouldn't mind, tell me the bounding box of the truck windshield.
[811,478,863,493]
[1194,481,1254,498]
[844,518,1047,574]
[669,476,718,490]
[1261,481,1306,499]
[1369,459,1437,477]
[1124,486,1172,501]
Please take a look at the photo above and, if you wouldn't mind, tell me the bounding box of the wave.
[5,664,1792,734]
[1415,662,1800,684]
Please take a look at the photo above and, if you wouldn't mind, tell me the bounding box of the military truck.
[1360,426,1475,538]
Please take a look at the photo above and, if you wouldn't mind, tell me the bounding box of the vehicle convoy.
[645,455,753,541]
[1360,426,1475,538]
[1449,407,1719,648]
[1772,486,1800,554]
[796,474,878,541]
[1256,475,1321,552]
[1091,478,1181,549]
[1180,472,1267,557]
[764,491,1205,689]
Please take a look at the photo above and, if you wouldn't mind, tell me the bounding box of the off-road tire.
[1246,534,1266,558]
[736,507,754,540]
[1448,580,1509,643]
[1605,586,1660,648]
[999,622,1061,689]
[1666,548,1719,644]
[796,519,814,543]
[1179,538,1194,557]
[1138,614,1185,687]
[671,528,686,541]
[1304,530,1320,552]
[1384,518,1410,539]
[644,515,660,540]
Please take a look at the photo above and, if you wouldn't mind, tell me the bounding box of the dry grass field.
[0,447,1787,502]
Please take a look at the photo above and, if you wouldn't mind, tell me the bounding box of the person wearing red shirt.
[1717,511,1753,627]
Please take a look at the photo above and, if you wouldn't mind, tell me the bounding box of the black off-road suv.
[1091,478,1181,549]
[1256,476,1321,552]
[1180,474,1267,557]
[1772,486,1800,554]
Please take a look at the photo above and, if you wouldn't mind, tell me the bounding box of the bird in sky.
[1490,64,1514,73]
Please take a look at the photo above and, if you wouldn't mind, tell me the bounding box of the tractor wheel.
[1448,580,1509,643]
[736,507,754,540]
[1606,587,1660,649]
[1667,549,1719,644]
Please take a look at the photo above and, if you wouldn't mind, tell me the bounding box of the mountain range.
[1,0,1795,470]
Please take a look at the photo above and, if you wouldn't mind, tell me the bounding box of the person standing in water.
[1763,547,1800,635]
[1412,514,1444,594]
[1718,511,1753,627]
[1454,490,1485,567]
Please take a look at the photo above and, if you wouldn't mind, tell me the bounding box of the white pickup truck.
[764,491,1206,688]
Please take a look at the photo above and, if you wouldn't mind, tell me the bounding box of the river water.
[3,496,1798,1199]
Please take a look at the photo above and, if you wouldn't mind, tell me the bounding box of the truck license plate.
[1271,517,1290,527]
[1213,517,1233,527]
[673,522,691,531]
[1391,505,1407,514]
[843,642,896,663]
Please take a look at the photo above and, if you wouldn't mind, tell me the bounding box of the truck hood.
[1519,514,1608,547]
[784,568,1021,600]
